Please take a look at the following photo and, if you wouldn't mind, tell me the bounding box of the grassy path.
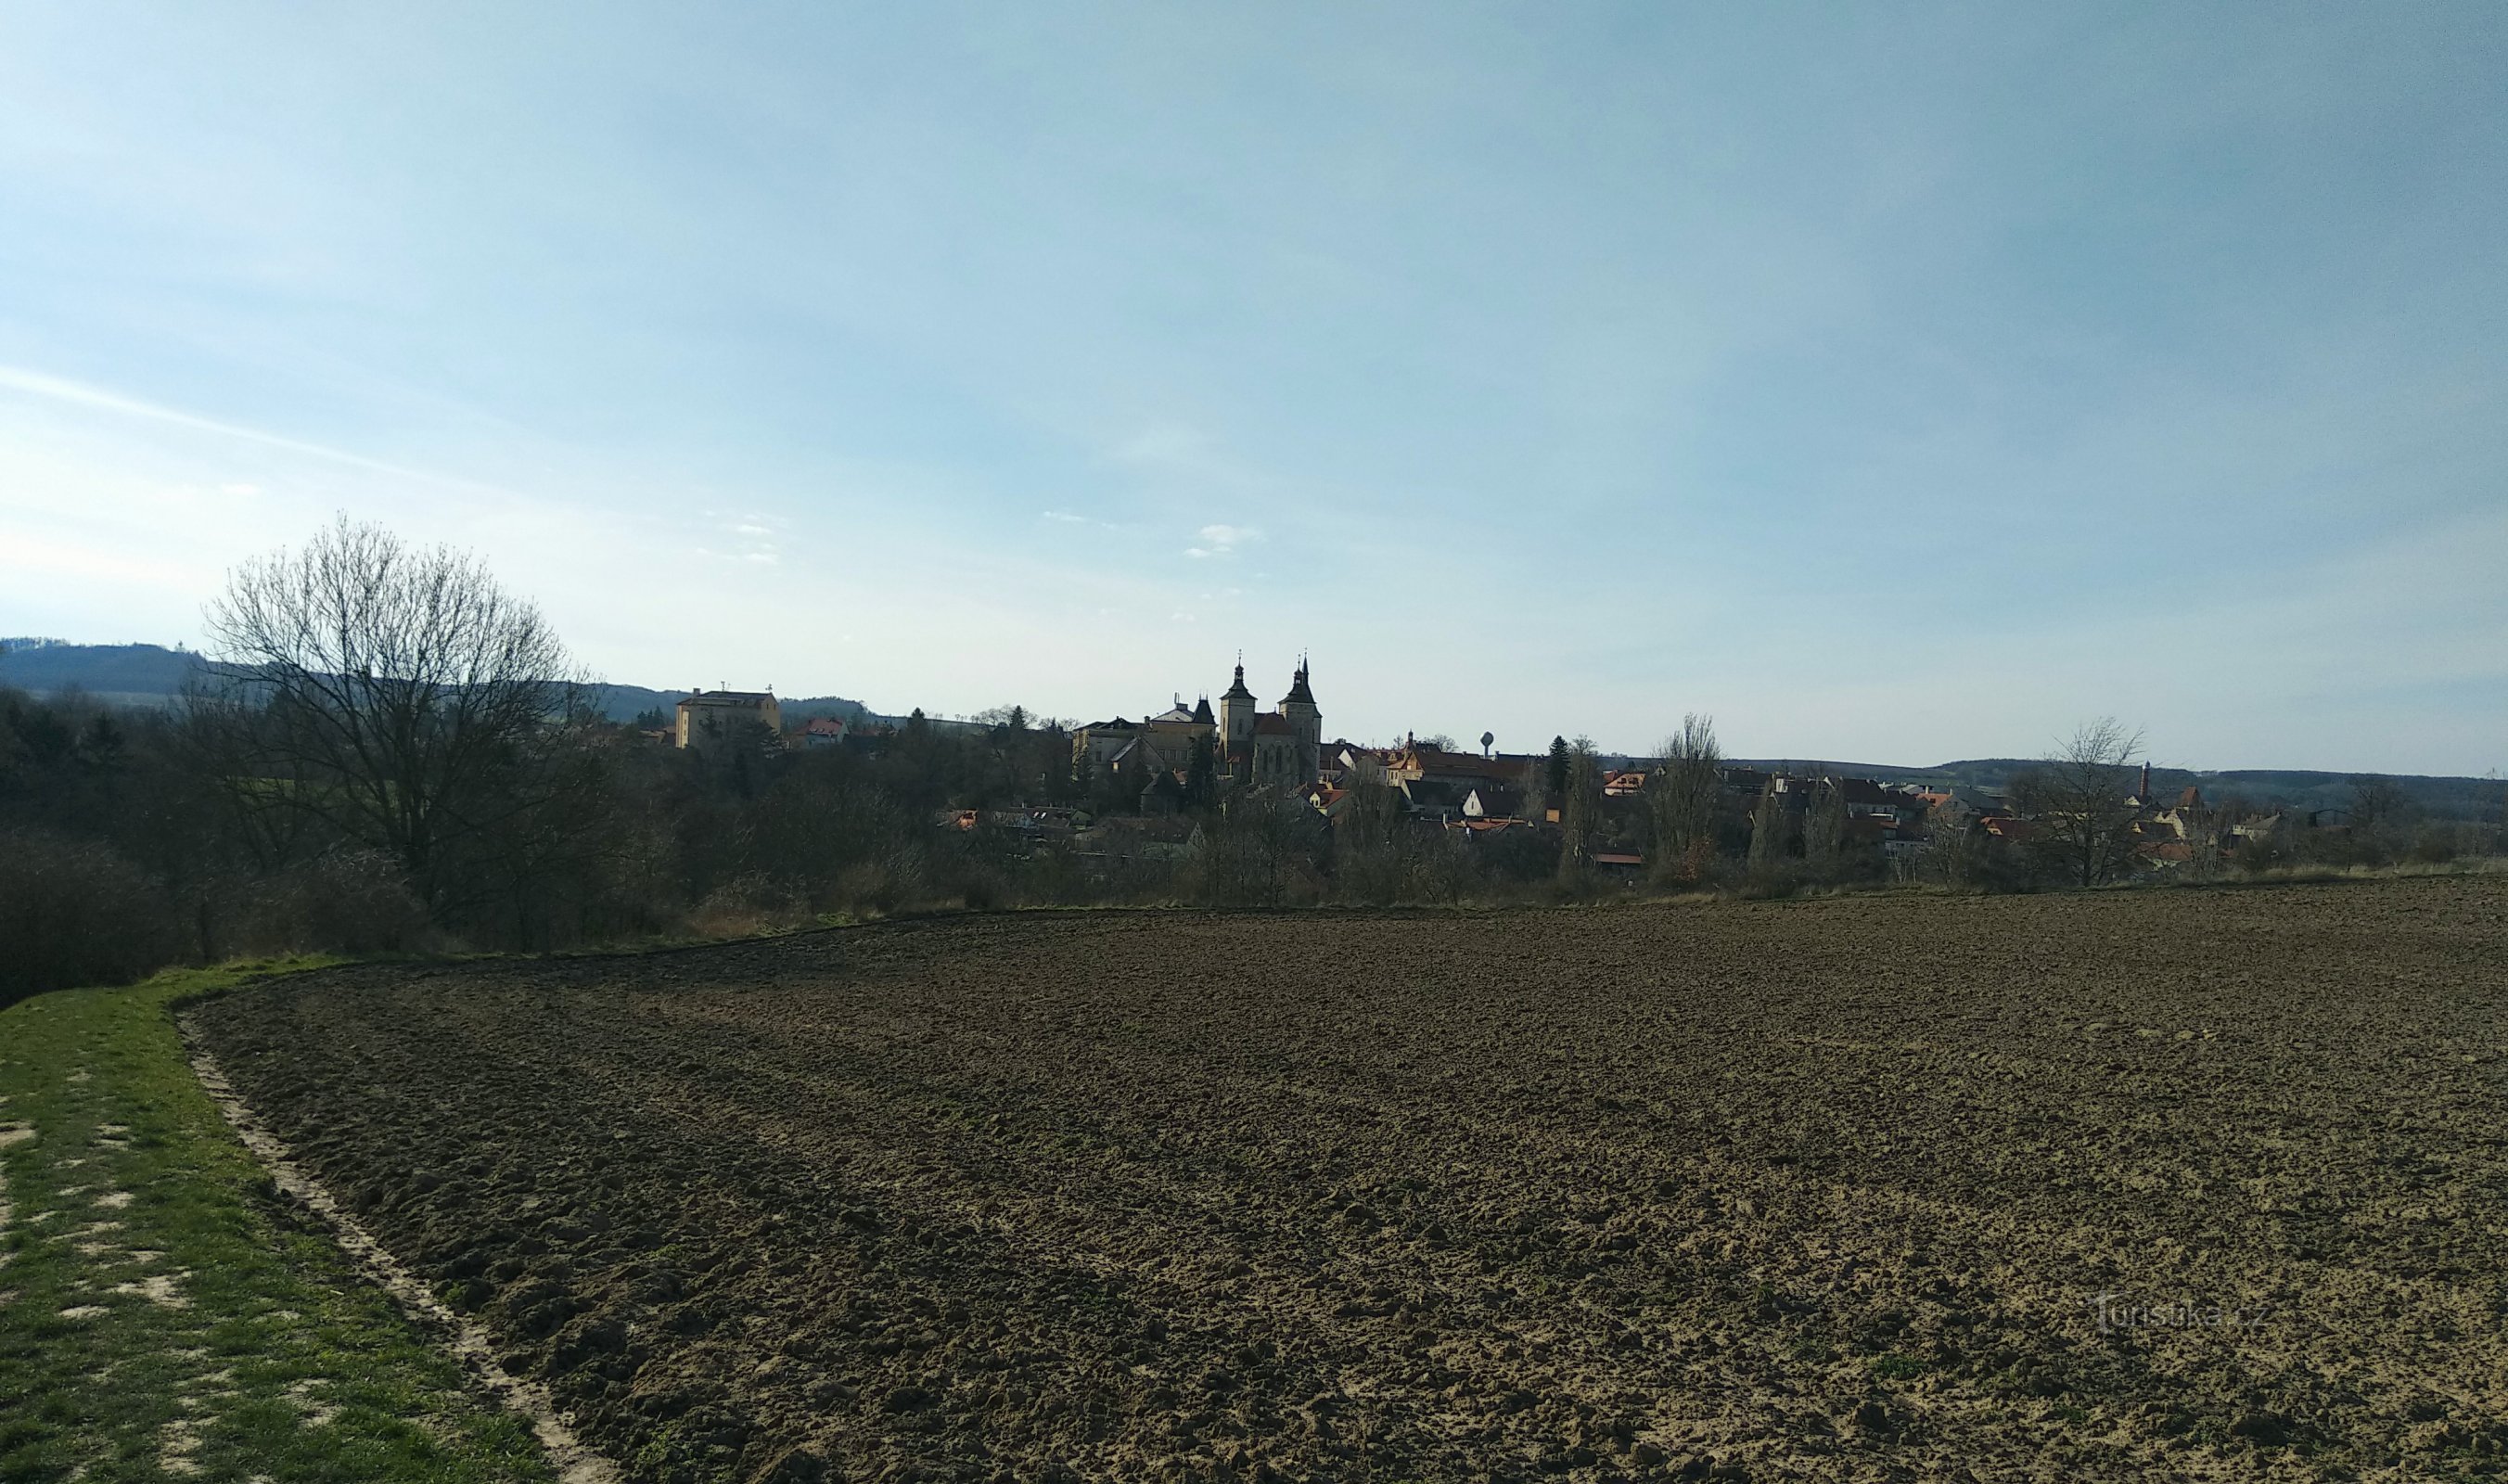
[0,964,555,1483]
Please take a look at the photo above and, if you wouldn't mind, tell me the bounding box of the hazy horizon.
[5,5,2504,774]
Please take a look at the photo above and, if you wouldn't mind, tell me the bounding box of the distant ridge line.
[0,640,873,727]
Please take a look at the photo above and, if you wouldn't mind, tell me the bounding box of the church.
[1073,658,1323,792]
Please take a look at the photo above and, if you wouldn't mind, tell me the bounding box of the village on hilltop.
[659,655,2380,889]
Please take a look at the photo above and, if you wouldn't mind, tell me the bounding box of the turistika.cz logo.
[2088,1292,2271,1335]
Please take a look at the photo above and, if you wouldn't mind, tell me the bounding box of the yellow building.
[675,688,781,749]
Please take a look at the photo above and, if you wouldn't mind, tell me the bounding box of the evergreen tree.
[1546,736,1570,798]
[1186,733,1216,807]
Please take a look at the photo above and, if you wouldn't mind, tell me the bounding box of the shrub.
[2412,827,2462,864]
[270,851,429,954]
[2233,835,2286,876]
[690,872,812,937]
[0,829,185,1005]
[831,862,897,915]
[1736,863,1806,901]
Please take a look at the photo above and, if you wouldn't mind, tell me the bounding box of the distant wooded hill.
[1729,758,2503,826]
[0,642,875,728]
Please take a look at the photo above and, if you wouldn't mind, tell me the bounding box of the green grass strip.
[0,962,555,1483]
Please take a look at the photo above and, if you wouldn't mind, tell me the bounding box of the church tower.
[1279,658,1321,782]
[1217,660,1256,780]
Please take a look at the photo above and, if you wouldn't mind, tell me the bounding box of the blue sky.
[2,3,2502,773]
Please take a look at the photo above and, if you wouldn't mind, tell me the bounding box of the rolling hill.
[0,641,874,727]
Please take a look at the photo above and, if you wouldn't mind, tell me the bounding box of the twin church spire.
[1213,655,1321,786]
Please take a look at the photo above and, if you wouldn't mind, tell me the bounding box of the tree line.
[0,521,1571,1004]
[6,519,2497,1006]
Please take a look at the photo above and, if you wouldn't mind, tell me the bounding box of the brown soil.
[186,878,2508,1483]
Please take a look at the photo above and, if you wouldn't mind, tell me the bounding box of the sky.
[2,4,2502,774]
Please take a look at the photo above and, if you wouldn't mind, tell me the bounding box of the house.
[1591,851,1645,875]
[2230,812,2286,847]
[1833,777,1910,821]
[1099,732,1189,795]
[1329,743,1398,787]
[2138,786,2207,840]
[1386,742,1531,796]
[1139,768,1188,814]
[1978,815,2040,845]
[1401,777,1475,824]
[1720,766,1772,800]
[1463,784,1524,821]
[1604,770,1649,798]
[676,688,781,749]
[980,807,1078,843]
[801,716,848,748]
[1072,716,1143,773]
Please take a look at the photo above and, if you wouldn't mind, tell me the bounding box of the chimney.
[2138,762,2151,800]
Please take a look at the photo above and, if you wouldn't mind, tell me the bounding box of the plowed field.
[186,878,2508,1483]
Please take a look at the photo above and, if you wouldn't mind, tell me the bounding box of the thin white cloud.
[0,364,493,493]
[715,514,782,566]
[1041,509,1087,523]
[1107,425,1278,496]
[1186,522,1262,558]
[1110,424,1210,468]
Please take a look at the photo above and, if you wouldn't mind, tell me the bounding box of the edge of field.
[0,960,557,1484]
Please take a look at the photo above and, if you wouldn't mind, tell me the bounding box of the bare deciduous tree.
[1334,776,1418,904]
[1557,736,1601,883]
[1801,777,1848,877]
[2014,717,2146,889]
[1649,712,1721,884]
[1922,794,1977,887]
[193,516,597,918]
[1747,782,1786,873]
[1192,788,1318,906]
